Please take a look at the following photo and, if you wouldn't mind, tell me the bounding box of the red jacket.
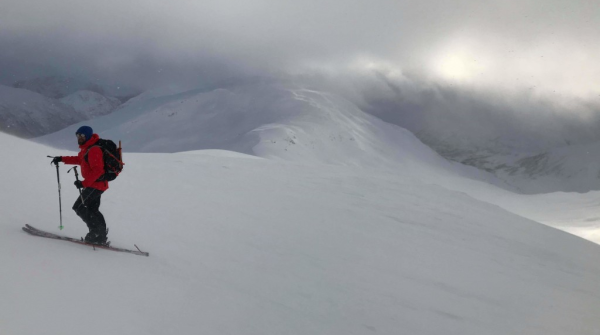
[62,134,109,191]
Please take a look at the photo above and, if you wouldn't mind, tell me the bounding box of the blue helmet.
[76,126,93,142]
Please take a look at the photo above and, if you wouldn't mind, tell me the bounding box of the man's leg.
[72,188,107,243]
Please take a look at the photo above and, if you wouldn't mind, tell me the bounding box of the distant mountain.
[60,90,121,119]
[36,83,507,189]
[117,85,197,108]
[0,85,88,138]
[34,80,600,194]
[332,72,600,193]
[35,84,452,163]
[420,132,600,194]
[12,76,108,99]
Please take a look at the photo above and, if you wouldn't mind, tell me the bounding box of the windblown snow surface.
[5,84,600,334]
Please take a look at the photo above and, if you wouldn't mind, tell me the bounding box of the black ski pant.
[72,187,107,234]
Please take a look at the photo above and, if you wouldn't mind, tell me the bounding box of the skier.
[51,126,109,245]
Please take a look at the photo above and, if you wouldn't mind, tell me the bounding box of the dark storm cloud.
[0,0,598,147]
[2,0,599,154]
[291,66,600,153]
[2,0,598,96]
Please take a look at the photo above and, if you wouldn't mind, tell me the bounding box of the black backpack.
[84,139,124,182]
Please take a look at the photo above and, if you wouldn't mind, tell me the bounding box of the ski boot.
[84,228,110,246]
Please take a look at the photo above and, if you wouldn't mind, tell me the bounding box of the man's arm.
[61,156,79,165]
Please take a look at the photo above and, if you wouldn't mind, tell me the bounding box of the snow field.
[2,132,600,334]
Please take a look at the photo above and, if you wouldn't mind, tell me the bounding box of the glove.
[74,180,84,189]
[51,156,62,165]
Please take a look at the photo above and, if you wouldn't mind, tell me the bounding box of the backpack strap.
[83,145,101,163]
[105,148,125,167]
[84,145,125,167]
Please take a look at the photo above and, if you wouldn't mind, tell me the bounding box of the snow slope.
[2,131,600,335]
[60,90,121,119]
[480,189,600,245]
[0,85,87,138]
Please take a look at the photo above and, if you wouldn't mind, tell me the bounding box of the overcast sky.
[1,0,599,100]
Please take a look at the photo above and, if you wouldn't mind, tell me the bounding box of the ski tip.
[134,244,150,257]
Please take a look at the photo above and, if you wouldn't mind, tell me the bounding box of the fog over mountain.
[2,0,600,188]
[12,76,108,99]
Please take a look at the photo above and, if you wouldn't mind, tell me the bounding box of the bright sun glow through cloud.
[427,33,600,99]
[433,50,489,82]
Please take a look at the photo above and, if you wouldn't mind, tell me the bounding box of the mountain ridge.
[36,83,509,190]
[0,85,87,138]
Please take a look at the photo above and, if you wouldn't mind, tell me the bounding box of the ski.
[23,224,149,257]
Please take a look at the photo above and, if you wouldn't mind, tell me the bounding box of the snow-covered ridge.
[60,90,121,119]
[36,83,509,190]
[0,85,87,138]
[0,81,124,138]
[421,132,600,194]
[12,75,107,99]
[338,72,600,194]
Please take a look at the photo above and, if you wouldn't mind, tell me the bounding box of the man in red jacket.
[51,126,109,245]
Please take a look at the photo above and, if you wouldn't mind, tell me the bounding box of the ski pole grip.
[68,166,81,180]
[48,155,59,166]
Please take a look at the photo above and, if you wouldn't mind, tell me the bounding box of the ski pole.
[68,166,85,206]
[47,156,63,230]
